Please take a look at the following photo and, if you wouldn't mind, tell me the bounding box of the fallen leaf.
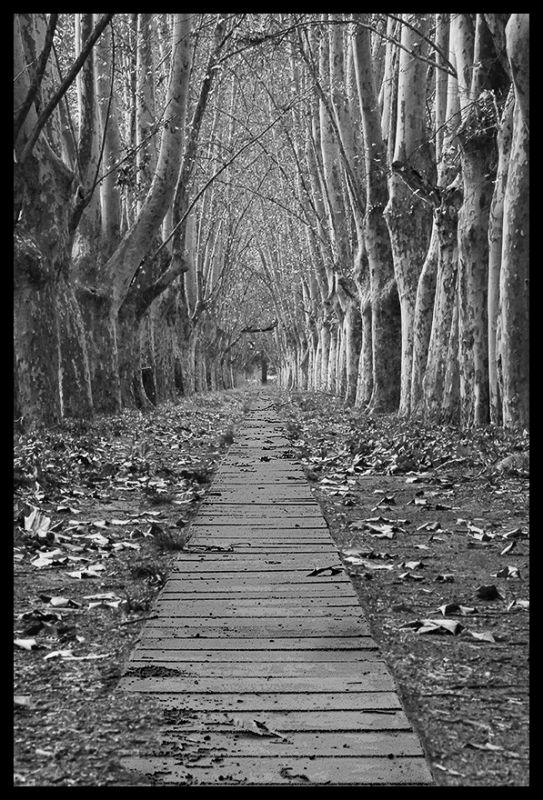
[341,547,374,559]
[502,527,527,540]
[307,565,343,577]
[434,764,466,778]
[83,592,120,601]
[417,521,441,532]
[352,561,394,571]
[231,717,289,741]
[438,603,477,616]
[24,508,51,535]
[44,649,73,660]
[465,741,503,752]
[14,638,44,651]
[398,572,425,581]
[14,695,33,709]
[506,599,529,611]
[500,541,516,556]
[418,618,463,636]
[495,566,521,579]
[471,530,495,542]
[44,596,80,608]
[466,630,496,643]
[475,584,504,600]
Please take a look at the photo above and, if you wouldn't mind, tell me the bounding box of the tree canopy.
[14,13,529,428]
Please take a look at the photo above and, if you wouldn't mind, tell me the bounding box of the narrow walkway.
[119,396,433,785]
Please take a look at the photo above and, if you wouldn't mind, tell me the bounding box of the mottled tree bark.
[384,13,432,415]
[499,14,529,428]
[352,16,401,412]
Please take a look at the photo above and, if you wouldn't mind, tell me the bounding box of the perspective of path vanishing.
[117,395,434,785]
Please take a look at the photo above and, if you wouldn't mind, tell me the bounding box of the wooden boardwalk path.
[119,396,433,785]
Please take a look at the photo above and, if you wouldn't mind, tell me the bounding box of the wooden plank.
[153,606,364,619]
[173,551,340,561]
[194,508,324,517]
[166,573,351,584]
[136,730,424,758]
[158,581,356,593]
[138,622,371,637]
[150,708,413,731]
[160,578,356,602]
[125,660,389,678]
[134,637,378,650]
[121,674,396,693]
[130,650,382,663]
[163,562,342,573]
[120,755,433,785]
[185,548,335,555]
[155,599,360,611]
[126,691,402,711]
[169,554,340,565]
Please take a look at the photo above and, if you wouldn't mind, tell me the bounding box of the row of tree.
[14,14,529,428]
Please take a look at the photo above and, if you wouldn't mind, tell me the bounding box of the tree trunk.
[14,14,93,424]
[383,14,432,416]
[410,221,439,415]
[343,303,361,405]
[423,185,462,418]
[499,14,529,427]
[487,89,514,424]
[456,15,502,426]
[352,17,401,412]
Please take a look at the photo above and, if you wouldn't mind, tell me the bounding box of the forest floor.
[13,387,529,786]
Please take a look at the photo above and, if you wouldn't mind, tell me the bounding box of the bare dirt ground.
[13,387,529,786]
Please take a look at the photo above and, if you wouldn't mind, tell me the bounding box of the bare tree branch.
[19,14,114,164]
[14,13,59,140]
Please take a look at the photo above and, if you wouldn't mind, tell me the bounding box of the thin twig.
[120,614,158,625]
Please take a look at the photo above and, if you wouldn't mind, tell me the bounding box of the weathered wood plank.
[142,730,424,758]
[125,660,389,677]
[157,582,355,594]
[134,636,378,650]
[138,622,371,637]
[151,709,413,731]
[163,563,343,573]
[121,674,396,693]
[120,755,433,785]
[166,574,351,586]
[160,586,356,598]
[155,599,360,611]
[128,691,402,711]
[130,650,382,663]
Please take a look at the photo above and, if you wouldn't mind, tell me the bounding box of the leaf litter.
[280,389,529,786]
[14,389,248,786]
